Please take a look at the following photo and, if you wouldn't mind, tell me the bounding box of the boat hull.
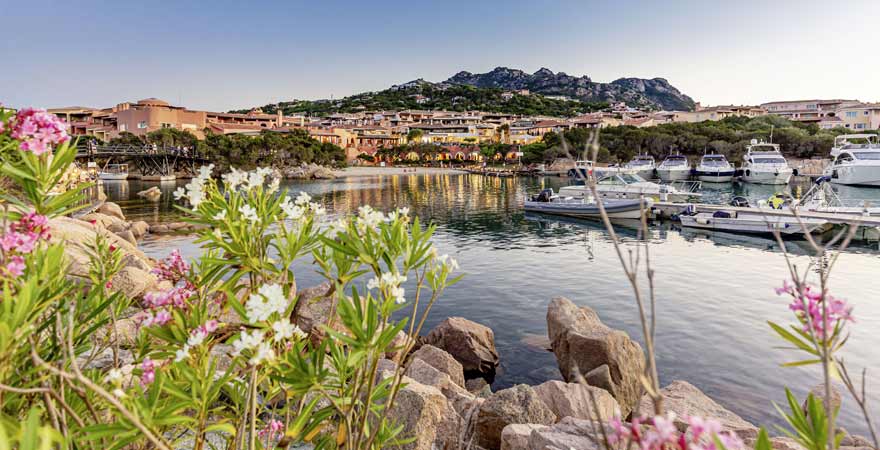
[695,170,735,183]
[559,186,695,203]
[657,168,691,182]
[524,199,649,220]
[635,168,656,179]
[741,168,792,185]
[141,175,177,182]
[98,173,128,181]
[825,164,880,186]
[680,212,829,236]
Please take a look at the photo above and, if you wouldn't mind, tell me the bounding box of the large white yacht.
[624,154,656,179]
[559,172,701,203]
[740,140,793,185]
[823,134,880,186]
[656,154,691,182]
[694,153,735,183]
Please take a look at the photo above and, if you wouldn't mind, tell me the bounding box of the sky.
[2,0,879,112]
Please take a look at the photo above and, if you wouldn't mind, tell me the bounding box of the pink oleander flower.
[4,256,25,277]
[9,108,69,155]
[151,249,190,283]
[258,419,284,442]
[143,286,194,309]
[140,358,155,387]
[609,414,743,450]
[776,280,854,340]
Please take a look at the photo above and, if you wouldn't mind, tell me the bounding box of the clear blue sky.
[3,0,878,111]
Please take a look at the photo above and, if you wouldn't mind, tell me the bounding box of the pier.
[75,142,211,179]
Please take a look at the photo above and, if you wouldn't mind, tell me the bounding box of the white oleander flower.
[105,368,123,384]
[267,175,280,193]
[259,283,288,316]
[272,320,306,342]
[437,254,459,272]
[174,345,191,362]
[246,167,271,191]
[213,210,227,220]
[390,286,406,304]
[295,192,311,206]
[280,196,304,220]
[232,329,265,356]
[222,168,247,191]
[112,388,126,398]
[173,187,186,200]
[239,204,260,224]
[249,341,275,365]
[187,329,208,347]
[357,205,384,231]
[311,204,326,216]
[197,164,214,181]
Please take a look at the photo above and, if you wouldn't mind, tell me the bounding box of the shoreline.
[332,166,468,178]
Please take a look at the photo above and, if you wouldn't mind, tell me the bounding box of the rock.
[412,344,466,388]
[81,212,125,228]
[475,384,556,449]
[386,378,457,450]
[533,380,618,423]
[637,381,758,439]
[97,202,126,221]
[77,347,134,370]
[802,384,841,417]
[840,435,873,448]
[501,424,549,450]
[137,187,162,202]
[406,358,475,416]
[546,296,645,416]
[116,230,137,246]
[111,266,158,300]
[107,222,128,233]
[49,216,153,278]
[520,333,553,352]
[150,224,169,233]
[291,282,337,344]
[423,317,500,376]
[130,221,150,238]
[466,378,493,398]
[525,417,607,450]
[386,329,414,362]
[210,344,236,372]
[167,222,188,231]
[97,317,140,348]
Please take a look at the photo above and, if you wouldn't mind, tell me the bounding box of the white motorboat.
[679,209,830,236]
[559,172,701,203]
[656,154,691,182]
[823,134,880,186]
[99,163,129,181]
[740,140,793,185]
[567,160,594,179]
[524,188,651,220]
[625,154,656,179]
[694,153,735,183]
[795,176,880,216]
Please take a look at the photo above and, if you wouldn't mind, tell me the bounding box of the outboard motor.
[729,196,750,207]
[532,188,554,202]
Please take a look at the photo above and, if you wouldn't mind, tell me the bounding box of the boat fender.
[745,169,751,177]
[792,168,799,176]
[696,217,710,225]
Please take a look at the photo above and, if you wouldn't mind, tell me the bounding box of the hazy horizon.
[3,0,879,111]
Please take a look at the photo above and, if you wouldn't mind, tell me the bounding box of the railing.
[74,141,206,159]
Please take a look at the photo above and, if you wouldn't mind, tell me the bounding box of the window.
[119,123,127,132]
[846,111,858,118]
[855,124,865,129]
[160,123,173,128]
[137,121,147,129]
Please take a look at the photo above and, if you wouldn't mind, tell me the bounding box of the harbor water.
[105,174,880,434]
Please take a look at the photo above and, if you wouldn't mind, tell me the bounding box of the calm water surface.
[105,175,880,434]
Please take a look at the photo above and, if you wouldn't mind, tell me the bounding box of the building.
[827,103,880,130]
[760,99,859,123]
[670,105,766,123]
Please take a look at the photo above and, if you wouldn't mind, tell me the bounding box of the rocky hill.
[445,67,695,111]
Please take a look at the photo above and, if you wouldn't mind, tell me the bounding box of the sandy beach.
[333,166,468,178]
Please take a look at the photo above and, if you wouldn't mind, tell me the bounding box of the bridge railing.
[75,141,206,159]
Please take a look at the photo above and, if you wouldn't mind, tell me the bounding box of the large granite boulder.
[546,296,645,416]
[97,202,126,221]
[501,424,549,450]
[291,282,337,344]
[412,344,466,388]
[474,384,556,449]
[526,417,606,450]
[637,380,758,439]
[423,317,500,376]
[385,377,461,450]
[406,358,475,417]
[533,380,619,423]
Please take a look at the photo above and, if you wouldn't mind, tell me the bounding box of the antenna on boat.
[769,125,774,144]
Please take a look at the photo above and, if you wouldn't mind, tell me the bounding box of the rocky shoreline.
[60,206,872,450]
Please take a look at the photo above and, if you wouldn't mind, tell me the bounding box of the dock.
[652,201,880,227]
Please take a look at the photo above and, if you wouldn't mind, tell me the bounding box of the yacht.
[99,163,129,181]
[625,154,656,179]
[656,154,691,182]
[740,140,793,185]
[559,172,701,203]
[524,188,651,220]
[694,153,735,183]
[823,134,880,186]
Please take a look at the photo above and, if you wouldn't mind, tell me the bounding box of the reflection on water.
[110,174,880,434]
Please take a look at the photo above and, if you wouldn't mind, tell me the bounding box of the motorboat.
[558,172,701,203]
[524,188,652,220]
[98,163,129,181]
[795,176,880,216]
[822,134,880,186]
[740,140,793,185]
[694,153,735,183]
[567,160,594,179]
[679,207,830,236]
[656,154,691,182]
[625,154,656,179]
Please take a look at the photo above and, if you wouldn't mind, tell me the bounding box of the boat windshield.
[619,173,646,183]
[597,174,645,185]
[853,152,880,160]
[629,158,653,166]
[752,157,786,164]
[701,156,728,166]
[661,158,688,167]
